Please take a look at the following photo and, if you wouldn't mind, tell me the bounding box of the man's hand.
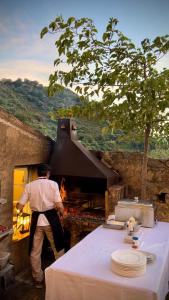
[16,202,24,213]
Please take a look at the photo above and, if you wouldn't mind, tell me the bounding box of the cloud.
[0,15,61,84]
[0,16,72,86]
[0,19,9,34]
[0,59,53,85]
[1,14,168,88]
[0,57,72,85]
[0,15,55,60]
[19,33,57,58]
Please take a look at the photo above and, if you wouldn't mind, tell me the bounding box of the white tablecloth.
[45,222,169,300]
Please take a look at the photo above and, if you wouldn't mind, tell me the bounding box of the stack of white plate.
[111,249,147,277]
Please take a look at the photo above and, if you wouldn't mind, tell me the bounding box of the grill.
[50,118,120,219]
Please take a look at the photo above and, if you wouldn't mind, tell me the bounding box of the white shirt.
[19,177,62,226]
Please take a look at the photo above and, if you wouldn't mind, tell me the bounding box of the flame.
[60,178,67,201]
[13,213,31,241]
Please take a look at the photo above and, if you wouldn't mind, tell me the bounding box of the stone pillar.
[107,184,127,215]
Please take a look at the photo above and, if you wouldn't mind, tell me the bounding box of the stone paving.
[0,267,45,300]
[0,252,53,300]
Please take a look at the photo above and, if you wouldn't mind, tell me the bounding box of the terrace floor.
[0,250,54,300]
[0,264,47,300]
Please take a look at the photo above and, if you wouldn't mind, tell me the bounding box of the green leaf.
[54,58,60,66]
[40,27,48,39]
[49,22,56,31]
[67,17,75,25]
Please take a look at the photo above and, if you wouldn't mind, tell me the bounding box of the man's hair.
[37,163,51,177]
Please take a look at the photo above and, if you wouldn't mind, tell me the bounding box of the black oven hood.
[50,118,119,188]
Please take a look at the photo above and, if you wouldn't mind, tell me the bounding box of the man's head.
[37,164,51,178]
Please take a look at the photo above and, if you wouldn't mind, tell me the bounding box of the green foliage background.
[0,78,80,139]
[0,79,118,150]
[0,78,169,157]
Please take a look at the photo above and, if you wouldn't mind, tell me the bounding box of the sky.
[0,0,169,85]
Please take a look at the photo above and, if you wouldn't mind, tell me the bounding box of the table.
[45,222,169,300]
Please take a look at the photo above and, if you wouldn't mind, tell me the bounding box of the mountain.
[1,78,163,155]
[0,79,115,151]
[0,78,80,139]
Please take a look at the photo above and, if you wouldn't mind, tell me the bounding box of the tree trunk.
[141,124,151,200]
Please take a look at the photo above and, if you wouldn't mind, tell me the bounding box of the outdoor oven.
[49,118,122,244]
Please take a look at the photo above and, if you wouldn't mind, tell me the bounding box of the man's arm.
[16,185,29,212]
[53,182,65,217]
[55,202,65,217]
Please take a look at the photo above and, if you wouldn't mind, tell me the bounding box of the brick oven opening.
[12,166,38,241]
[158,192,167,203]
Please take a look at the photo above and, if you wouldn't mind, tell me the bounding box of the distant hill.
[0,79,116,151]
[0,78,80,139]
[1,78,164,155]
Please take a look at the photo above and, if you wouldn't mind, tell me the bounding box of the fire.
[13,210,31,241]
[60,178,67,201]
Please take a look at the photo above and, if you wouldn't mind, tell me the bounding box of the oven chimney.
[57,118,77,141]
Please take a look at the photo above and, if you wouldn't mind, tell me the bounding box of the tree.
[41,16,169,199]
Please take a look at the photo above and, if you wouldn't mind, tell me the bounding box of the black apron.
[29,209,65,255]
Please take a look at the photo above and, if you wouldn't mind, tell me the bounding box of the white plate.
[111,249,147,277]
[111,262,146,277]
[111,249,146,266]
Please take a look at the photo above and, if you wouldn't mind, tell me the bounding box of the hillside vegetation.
[0,79,115,150]
[0,78,168,156]
[0,78,80,138]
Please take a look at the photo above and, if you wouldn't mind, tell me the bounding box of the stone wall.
[102,151,169,222]
[0,108,52,272]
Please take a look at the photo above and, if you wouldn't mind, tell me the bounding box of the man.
[16,163,65,288]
